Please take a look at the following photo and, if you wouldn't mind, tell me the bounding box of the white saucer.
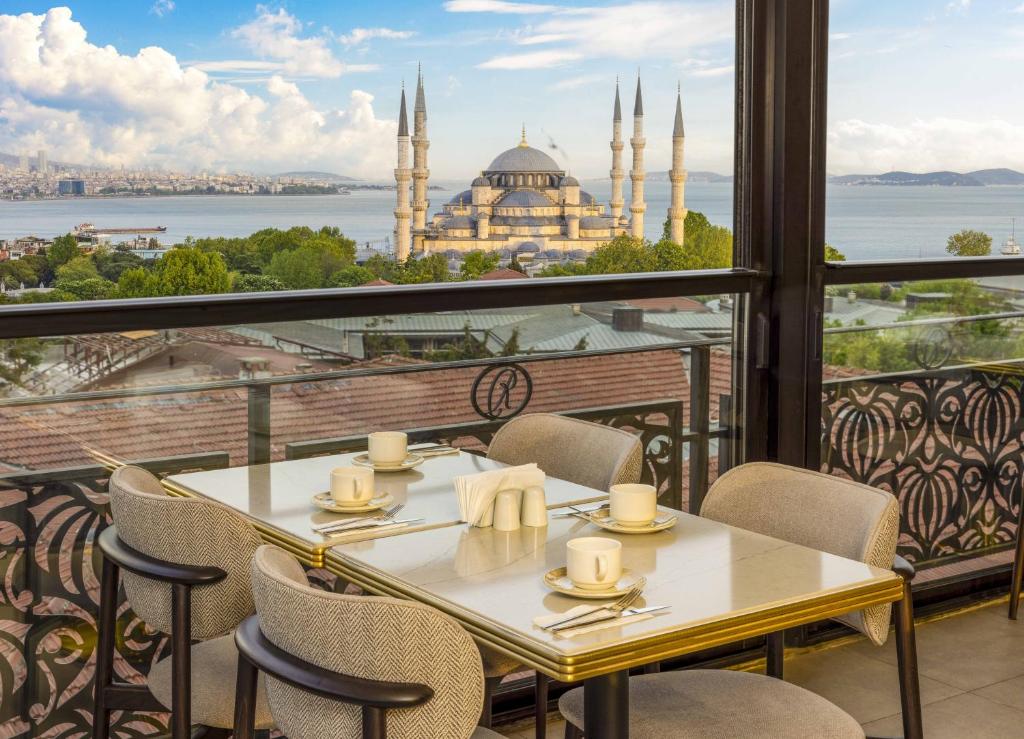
[586,509,678,535]
[543,567,646,599]
[352,453,424,472]
[311,491,395,513]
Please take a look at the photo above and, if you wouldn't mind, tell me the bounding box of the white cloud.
[0,7,395,176]
[829,32,852,40]
[469,2,734,69]
[478,49,583,69]
[828,117,1024,174]
[338,27,414,47]
[690,64,733,78]
[546,73,604,91]
[150,0,175,18]
[1013,3,1024,13]
[946,0,971,14]
[444,0,562,13]
[231,6,343,78]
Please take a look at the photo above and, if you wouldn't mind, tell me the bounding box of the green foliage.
[825,243,847,261]
[946,229,992,257]
[46,234,80,269]
[53,277,116,301]
[501,328,521,357]
[266,235,357,289]
[0,259,40,288]
[584,234,658,273]
[115,268,160,298]
[460,251,501,280]
[56,255,99,283]
[362,317,411,358]
[233,274,285,292]
[93,247,144,282]
[425,325,493,362]
[0,338,46,386]
[156,247,231,296]
[330,265,376,287]
[823,328,916,373]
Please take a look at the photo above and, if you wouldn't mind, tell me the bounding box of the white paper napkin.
[533,605,657,639]
[454,463,545,525]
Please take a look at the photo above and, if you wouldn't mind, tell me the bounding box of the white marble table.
[327,509,903,739]
[165,450,606,566]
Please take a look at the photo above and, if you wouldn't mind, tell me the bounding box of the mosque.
[393,73,688,263]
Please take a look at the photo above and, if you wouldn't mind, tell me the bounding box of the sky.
[0,1,1022,179]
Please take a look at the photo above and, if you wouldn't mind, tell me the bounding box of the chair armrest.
[234,615,434,709]
[98,526,227,586]
[893,554,916,582]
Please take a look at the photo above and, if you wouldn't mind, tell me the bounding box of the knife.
[548,605,669,632]
[317,517,424,535]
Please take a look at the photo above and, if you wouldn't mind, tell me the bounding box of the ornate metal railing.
[823,359,1024,570]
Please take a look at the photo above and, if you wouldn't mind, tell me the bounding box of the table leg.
[583,670,629,739]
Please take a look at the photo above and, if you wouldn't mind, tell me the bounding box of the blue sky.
[0,1,1022,178]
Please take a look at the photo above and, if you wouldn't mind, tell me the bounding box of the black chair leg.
[92,555,119,739]
[564,722,584,739]
[1010,477,1024,620]
[480,675,502,728]
[171,583,193,739]
[895,573,923,739]
[766,630,785,679]
[232,653,259,739]
[535,672,549,739]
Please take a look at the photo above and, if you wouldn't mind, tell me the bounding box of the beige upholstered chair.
[558,462,922,739]
[234,544,503,739]
[95,465,273,738]
[487,413,643,493]
[484,413,644,736]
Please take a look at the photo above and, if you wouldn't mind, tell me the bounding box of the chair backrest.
[250,545,484,739]
[486,413,643,492]
[108,465,263,640]
[700,462,899,646]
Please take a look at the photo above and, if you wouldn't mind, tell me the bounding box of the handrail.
[825,256,1024,284]
[0,337,730,409]
[825,308,1024,336]
[0,268,763,340]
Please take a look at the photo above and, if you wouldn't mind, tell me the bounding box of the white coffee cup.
[368,431,408,465]
[609,483,658,525]
[331,466,375,505]
[566,537,622,591]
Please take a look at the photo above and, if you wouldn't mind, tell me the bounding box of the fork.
[545,585,644,631]
[315,503,405,533]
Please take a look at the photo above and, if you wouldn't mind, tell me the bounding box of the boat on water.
[73,222,167,235]
[1001,219,1021,256]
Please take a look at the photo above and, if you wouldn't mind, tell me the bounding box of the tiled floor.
[497,598,1024,738]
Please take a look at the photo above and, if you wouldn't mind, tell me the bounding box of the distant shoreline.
[1,184,449,202]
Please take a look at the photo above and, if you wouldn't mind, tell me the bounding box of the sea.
[3,180,1023,262]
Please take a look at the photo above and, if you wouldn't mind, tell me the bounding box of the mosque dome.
[517,241,541,253]
[446,215,476,229]
[485,144,561,173]
[497,190,554,207]
[560,175,580,187]
[472,176,490,187]
[448,189,473,205]
[580,216,609,229]
[543,248,563,259]
[580,191,597,205]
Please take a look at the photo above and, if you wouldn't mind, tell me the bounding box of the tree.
[233,274,285,292]
[460,251,501,280]
[53,277,115,301]
[946,229,992,257]
[584,235,657,274]
[425,325,493,362]
[0,259,40,288]
[267,238,355,289]
[116,268,160,298]
[0,338,46,386]
[678,211,732,270]
[56,255,100,283]
[46,234,80,270]
[501,328,522,356]
[330,265,376,287]
[825,243,847,261]
[154,248,231,295]
[402,254,452,284]
[94,247,144,282]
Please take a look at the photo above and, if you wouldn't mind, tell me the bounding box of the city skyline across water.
[3,181,1023,262]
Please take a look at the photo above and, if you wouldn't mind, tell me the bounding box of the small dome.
[580,216,609,229]
[443,249,462,259]
[498,248,515,259]
[472,176,490,187]
[485,144,561,173]
[569,249,588,259]
[497,189,554,207]
[580,191,597,205]
[560,175,579,187]
[543,249,563,258]
[446,215,475,229]
[448,189,473,205]
[517,241,541,253]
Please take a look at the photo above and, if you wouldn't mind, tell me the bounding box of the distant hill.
[632,170,733,183]
[829,168,1024,187]
[274,170,359,182]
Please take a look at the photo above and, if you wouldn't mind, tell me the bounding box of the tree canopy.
[946,229,992,257]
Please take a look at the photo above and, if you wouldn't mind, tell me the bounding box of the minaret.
[668,84,688,245]
[411,66,430,252]
[609,79,625,222]
[393,85,412,262]
[629,75,646,239]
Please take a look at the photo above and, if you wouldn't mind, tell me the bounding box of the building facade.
[392,76,687,262]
